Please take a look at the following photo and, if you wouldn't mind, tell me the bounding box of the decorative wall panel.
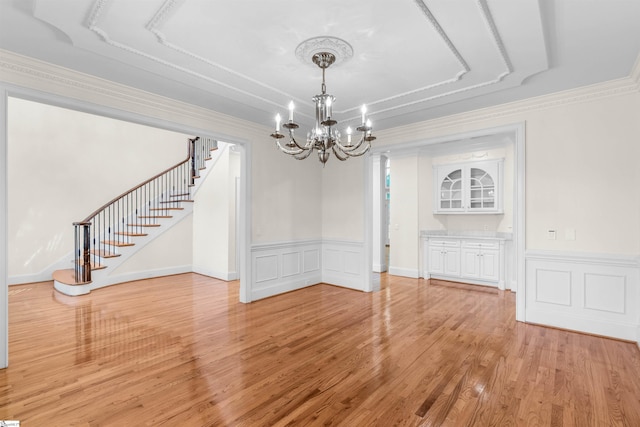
[584,273,626,314]
[535,269,571,306]
[526,250,640,341]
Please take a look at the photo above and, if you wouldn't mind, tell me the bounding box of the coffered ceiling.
[1,0,639,131]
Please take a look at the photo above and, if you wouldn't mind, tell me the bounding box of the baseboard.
[193,266,237,281]
[92,265,192,290]
[251,275,321,301]
[9,272,53,285]
[372,263,388,273]
[9,257,71,285]
[526,307,638,342]
[371,272,381,292]
[388,266,420,278]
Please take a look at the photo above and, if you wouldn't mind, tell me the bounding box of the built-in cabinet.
[460,241,500,282]
[434,159,503,214]
[422,234,508,289]
[427,240,460,277]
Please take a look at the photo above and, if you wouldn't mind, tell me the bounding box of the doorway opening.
[368,123,525,321]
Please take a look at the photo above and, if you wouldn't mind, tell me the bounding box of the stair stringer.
[53,142,230,296]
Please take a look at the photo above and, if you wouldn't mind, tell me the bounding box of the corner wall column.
[0,88,9,368]
[372,153,387,272]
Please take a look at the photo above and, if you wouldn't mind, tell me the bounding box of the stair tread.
[149,207,184,211]
[159,200,193,204]
[53,269,90,286]
[90,249,121,258]
[170,193,190,197]
[127,223,161,227]
[115,231,148,237]
[138,215,173,219]
[102,240,135,247]
[76,260,106,270]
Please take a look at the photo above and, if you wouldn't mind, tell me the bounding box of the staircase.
[53,137,225,296]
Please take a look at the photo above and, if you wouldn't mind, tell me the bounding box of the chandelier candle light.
[270,51,376,165]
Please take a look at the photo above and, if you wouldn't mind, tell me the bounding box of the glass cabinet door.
[468,168,495,210]
[434,159,502,214]
[440,169,463,210]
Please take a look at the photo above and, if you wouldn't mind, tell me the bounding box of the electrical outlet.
[547,230,556,240]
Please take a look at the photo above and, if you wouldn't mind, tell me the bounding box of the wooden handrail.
[79,137,197,223]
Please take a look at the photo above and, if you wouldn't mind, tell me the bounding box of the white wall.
[7,97,188,280]
[193,147,240,281]
[388,155,420,277]
[524,95,640,254]
[321,155,365,241]
[228,149,240,274]
[376,87,640,256]
[253,141,322,243]
[112,215,193,277]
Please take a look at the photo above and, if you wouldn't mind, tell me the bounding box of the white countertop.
[420,230,513,241]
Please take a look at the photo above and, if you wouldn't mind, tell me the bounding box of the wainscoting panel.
[583,273,626,314]
[251,240,322,301]
[303,249,320,273]
[534,269,572,306]
[250,240,368,301]
[321,240,366,291]
[281,252,301,278]
[255,254,279,283]
[526,250,640,342]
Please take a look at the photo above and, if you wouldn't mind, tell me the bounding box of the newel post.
[73,221,92,283]
[190,136,199,186]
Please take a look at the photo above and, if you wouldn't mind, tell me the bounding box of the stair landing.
[53,269,90,286]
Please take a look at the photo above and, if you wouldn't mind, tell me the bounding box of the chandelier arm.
[341,143,372,158]
[288,130,313,151]
[334,134,367,153]
[294,147,315,160]
[331,145,349,161]
[275,138,305,155]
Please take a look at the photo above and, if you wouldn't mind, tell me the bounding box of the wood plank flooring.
[1,273,639,426]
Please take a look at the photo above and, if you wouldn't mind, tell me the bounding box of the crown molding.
[0,49,268,137]
[376,70,640,143]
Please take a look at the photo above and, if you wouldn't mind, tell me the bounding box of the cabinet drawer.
[462,240,499,250]
[429,240,460,248]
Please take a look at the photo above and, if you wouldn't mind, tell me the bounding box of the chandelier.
[270,51,376,165]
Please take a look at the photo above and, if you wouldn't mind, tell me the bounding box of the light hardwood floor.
[1,273,639,426]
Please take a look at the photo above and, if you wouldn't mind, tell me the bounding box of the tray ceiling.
[1,0,639,130]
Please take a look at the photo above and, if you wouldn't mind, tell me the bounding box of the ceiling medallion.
[270,39,374,165]
[294,36,354,67]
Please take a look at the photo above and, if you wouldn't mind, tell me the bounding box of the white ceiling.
[1,0,639,131]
